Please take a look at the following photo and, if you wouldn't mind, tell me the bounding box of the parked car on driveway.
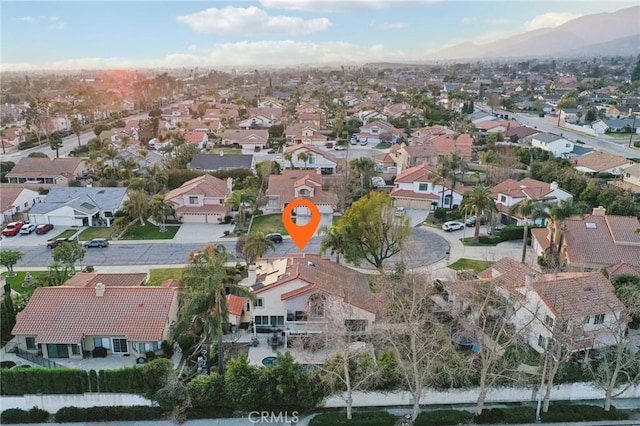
[2,222,24,236]
[442,221,464,232]
[84,238,109,248]
[35,224,54,235]
[19,223,37,235]
[487,223,506,236]
[465,215,486,227]
[265,233,283,243]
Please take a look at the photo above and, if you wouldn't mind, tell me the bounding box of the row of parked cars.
[2,221,54,237]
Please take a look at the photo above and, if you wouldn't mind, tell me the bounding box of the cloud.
[176,6,331,35]
[524,12,582,31]
[460,17,478,25]
[19,16,35,23]
[371,21,408,30]
[1,40,414,71]
[485,18,512,25]
[48,22,66,30]
[19,15,65,29]
[260,0,439,12]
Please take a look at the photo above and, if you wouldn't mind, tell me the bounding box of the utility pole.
[629,113,637,148]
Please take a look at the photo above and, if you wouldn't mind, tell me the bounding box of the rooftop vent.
[307,262,316,267]
[97,190,105,194]
[585,222,597,229]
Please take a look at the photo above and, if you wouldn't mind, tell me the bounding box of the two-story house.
[244,254,377,338]
[238,114,277,129]
[391,164,466,210]
[530,133,575,158]
[285,124,327,146]
[0,186,41,225]
[264,170,337,217]
[6,157,87,188]
[164,174,232,224]
[357,120,404,144]
[491,178,573,225]
[282,145,339,175]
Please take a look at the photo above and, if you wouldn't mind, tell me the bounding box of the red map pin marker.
[282,198,321,251]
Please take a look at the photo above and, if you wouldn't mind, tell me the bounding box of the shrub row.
[309,411,398,426]
[475,406,535,424]
[0,408,49,424]
[54,406,163,422]
[541,404,628,422]
[414,409,474,425]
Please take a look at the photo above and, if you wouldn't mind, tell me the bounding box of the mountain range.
[425,6,640,61]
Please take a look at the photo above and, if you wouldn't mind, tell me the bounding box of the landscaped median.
[77,226,115,241]
[118,223,179,240]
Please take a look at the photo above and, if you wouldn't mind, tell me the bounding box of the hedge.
[499,225,525,241]
[475,407,536,424]
[541,404,628,422]
[186,407,234,419]
[54,406,163,422]
[0,407,50,424]
[415,409,473,425]
[309,411,398,426]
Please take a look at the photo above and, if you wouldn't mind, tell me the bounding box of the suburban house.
[391,164,466,210]
[28,187,128,227]
[573,151,635,176]
[505,126,540,143]
[383,102,412,118]
[220,129,269,151]
[491,178,573,225]
[188,153,255,172]
[619,163,640,193]
[532,206,640,271]
[0,186,40,225]
[264,170,337,215]
[591,118,639,135]
[394,144,439,169]
[530,133,575,158]
[475,120,515,134]
[258,98,283,109]
[374,152,399,174]
[182,131,209,148]
[285,125,328,146]
[6,157,87,188]
[227,294,248,333]
[243,254,377,337]
[11,283,179,360]
[297,112,326,129]
[164,174,232,224]
[428,134,474,161]
[358,110,388,125]
[282,145,339,174]
[357,120,404,144]
[238,114,277,129]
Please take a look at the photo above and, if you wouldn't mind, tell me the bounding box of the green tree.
[174,245,253,375]
[52,242,86,273]
[123,189,150,225]
[350,157,376,193]
[460,184,498,243]
[319,224,347,264]
[150,195,174,229]
[338,191,411,272]
[242,232,275,265]
[225,189,256,226]
[224,354,262,409]
[509,199,548,264]
[284,152,295,170]
[23,97,48,143]
[49,131,63,158]
[0,250,23,277]
[547,199,580,259]
[1,294,17,345]
[71,117,83,147]
[145,164,168,195]
[297,152,309,170]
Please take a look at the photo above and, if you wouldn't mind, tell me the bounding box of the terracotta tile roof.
[165,174,230,201]
[394,164,438,183]
[491,178,557,200]
[564,214,640,267]
[403,144,437,158]
[7,157,82,179]
[531,228,551,251]
[183,131,207,143]
[374,153,396,165]
[255,254,377,314]
[0,187,28,212]
[532,273,625,320]
[265,170,337,207]
[284,144,339,164]
[162,279,182,288]
[391,189,440,200]
[505,126,539,139]
[227,294,246,317]
[478,257,538,292]
[475,120,515,131]
[12,286,177,344]
[62,273,147,288]
[606,261,640,278]
[573,151,633,173]
[220,129,268,145]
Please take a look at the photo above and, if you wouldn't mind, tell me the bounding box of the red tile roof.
[227,294,246,317]
[62,273,147,288]
[12,286,177,344]
[0,187,29,212]
[394,164,438,184]
[266,170,337,207]
[391,189,440,200]
[491,178,558,200]
[573,151,633,173]
[165,174,230,201]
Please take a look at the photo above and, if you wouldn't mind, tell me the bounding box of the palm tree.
[242,232,276,265]
[460,184,497,243]
[350,157,375,192]
[225,189,256,226]
[437,157,452,208]
[284,152,295,169]
[447,153,464,206]
[175,245,254,375]
[123,189,150,226]
[298,152,309,170]
[71,117,82,147]
[150,195,174,230]
[319,224,346,264]
[145,164,168,195]
[547,199,580,261]
[509,199,548,264]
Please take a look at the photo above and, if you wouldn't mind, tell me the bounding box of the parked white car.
[19,223,37,235]
[442,221,464,232]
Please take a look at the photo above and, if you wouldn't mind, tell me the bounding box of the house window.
[26,337,36,350]
[94,337,110,349]
[112,338,128,353]
[308,154,315,164]
[444,194,452,206]
[246,302,251,311]
[594,314,605,325]
[71,345,81,355]
[220,199,224,204]
[345,319,367,332]
[188,196,198,204]
[299,188,311,196]
[254,298,264,308]
[270,316,284,326]
[418,183,428,191]
[254,315,269,325]
[544,315,554,328]
[565,144,571,148]
[309,294,326,318]
[538,335,547,349]
[583,316,590,324]
[268,198,278,207]
[500,195,507,203]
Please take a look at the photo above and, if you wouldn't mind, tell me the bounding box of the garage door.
[394,197,433,210]
[182,213,207,223]
[206,214,221,223]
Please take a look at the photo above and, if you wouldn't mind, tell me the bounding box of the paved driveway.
[295,212,334,236]
[173,223,235,243]
[0,228,67,248]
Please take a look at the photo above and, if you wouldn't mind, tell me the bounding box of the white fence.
[0,393,155,413]
[562,123,597,137]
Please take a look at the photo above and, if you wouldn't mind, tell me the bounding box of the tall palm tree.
[319,225,347,264]
[175,245,254,375]
[242,232,276,265]
[71,117,82,147]
[547,199,580,261]
[447,153,465,207]
[509,199,548,264]
[145,164,168,195]
[123,189,150,226]
[437,157,452,208]
[225,189,256,225]
[350,157,375,191]
[298,152,309,170]
[460,184,497,243]
[284,152,295,169]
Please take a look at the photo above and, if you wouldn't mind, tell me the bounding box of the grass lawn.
[250,214,288,235]
[121,224,180,240]
[210,147,242,155]
[448,258,492,273]
[146,267,184,286]
[2,271,48,297]
[77,227,115,241]
[48,228,79,241]
[374,142,390,149]
[460,236,502,246]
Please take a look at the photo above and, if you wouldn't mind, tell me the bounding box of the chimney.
[592,206,606,216]
[247,265,257,287]
[227,177,233,193]
[95,283,106,297]
[550,181,558,190]
[524,273,537,287]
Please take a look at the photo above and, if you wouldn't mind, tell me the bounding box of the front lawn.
[460,236,502,246]
[77,227,115,241]
[48,228,79,241]
[249,214,288,235]
[120,224,180,240]
[210,147,242,155]
[146,267,184,286]
[448,258,492,273]
[374,142,390,150]
[3,271,48,297]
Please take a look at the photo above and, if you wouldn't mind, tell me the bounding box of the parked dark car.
[465,216,486,227]
[35,224,54,235]
[84,238,109,248]
[266,233,283,243]
[47,237,75,249]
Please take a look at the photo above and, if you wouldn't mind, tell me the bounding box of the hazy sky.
[1,0,636,71]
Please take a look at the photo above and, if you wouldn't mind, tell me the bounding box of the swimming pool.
[261,356,277,366]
